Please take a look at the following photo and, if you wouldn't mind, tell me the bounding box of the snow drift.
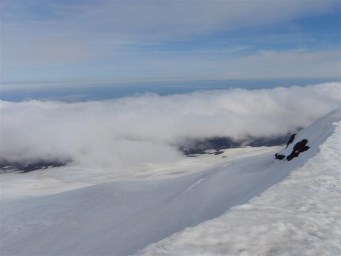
[1,108,340,256]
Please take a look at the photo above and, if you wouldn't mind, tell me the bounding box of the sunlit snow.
[140,118,341,256]
[1,109,340,256]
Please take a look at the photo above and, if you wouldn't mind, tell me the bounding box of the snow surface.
[1,109,340,256]
[139,119,341,256]
[0,146,278,199]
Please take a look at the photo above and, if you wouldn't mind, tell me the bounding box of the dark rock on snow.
[286,139,310,161]
[275,153,285,160]
[286,133,296,147]
[275,134,310,161]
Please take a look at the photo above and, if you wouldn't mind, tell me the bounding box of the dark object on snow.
[286,133,296,147]
[275,153,285,160]
[286,139,310,161]
[293,139,309,152]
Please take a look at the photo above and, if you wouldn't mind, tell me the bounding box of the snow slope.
[1,109,340,256]
[140,114,341,256]
[0,146,278,199]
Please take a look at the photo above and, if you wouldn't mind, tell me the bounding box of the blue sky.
[1,0,340,87]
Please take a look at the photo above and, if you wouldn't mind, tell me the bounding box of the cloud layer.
[1,83,340,171]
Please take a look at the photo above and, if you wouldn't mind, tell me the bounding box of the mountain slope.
[1,109,340,256]
[140,112,341,256]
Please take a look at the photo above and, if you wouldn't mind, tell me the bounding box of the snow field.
[138,121,341,256]
[1,109,340,256]
[0,146,278,199]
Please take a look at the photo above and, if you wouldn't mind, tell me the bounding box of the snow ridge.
[139,118,341,256]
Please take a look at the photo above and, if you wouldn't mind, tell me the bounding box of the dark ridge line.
[0,159,70,173]
[178,133,296,156]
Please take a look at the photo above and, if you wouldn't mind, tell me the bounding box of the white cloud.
[1,82,340,171]
[222,49,341,79]
[2,37,93,67]
[3,0,338,45]
[76,48,341,81]
[1,0,340,83]
[41,0,338,40]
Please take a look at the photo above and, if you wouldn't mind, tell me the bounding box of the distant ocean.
[1,78,339,102]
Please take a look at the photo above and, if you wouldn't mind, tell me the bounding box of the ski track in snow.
[1,109,340,256]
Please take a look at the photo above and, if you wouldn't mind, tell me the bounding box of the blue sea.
[1,78,338,102]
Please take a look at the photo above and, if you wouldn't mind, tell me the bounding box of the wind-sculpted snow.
[1,109,340,256]
[0,82,340,173]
